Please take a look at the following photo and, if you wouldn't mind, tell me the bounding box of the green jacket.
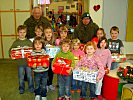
[24,15,51,39]
[52,50,75,69]
[9,38,32,66]
[73,20,99,44]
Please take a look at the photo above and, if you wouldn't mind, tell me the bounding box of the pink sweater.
[55,38,61,46]
[95,49,112,69]
[72,49,85,57]
[76,54,105,79]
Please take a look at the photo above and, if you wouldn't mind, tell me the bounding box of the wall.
[89,0,103,27]
[48,1,78,14]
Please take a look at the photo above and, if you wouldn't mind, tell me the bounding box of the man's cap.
[81,12,90,19]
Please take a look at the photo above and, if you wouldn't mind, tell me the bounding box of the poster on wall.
[58,6,64,12]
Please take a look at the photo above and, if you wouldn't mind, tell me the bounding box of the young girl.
[95,37,112,100]
[55,25,68,46]
[32,36,48,100]
[76,41,104,100]
[44,26,55,91]
[29,25,44,42]
[52,39,75,100]
[91,28,106,46]
[71,38,85,93]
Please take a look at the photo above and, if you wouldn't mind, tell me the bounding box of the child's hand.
[66,68,72,74]
[32,63,36,68]
[43,63,47,68]
[96,76,100,82]
[52,66,55,71]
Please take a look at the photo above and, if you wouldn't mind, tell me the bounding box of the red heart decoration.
[93,5,100,12]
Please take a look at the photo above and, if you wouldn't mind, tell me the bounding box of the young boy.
[108,26,124,70]
[9,25,34,94]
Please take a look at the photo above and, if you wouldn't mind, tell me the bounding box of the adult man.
[24,6,51,39]
[73,12,99,44]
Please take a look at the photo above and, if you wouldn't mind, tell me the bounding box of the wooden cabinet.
[0,36,2,58]
[2,36,16,58]
[0,0,32,59]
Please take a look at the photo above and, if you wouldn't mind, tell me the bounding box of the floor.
[0,59,121,100]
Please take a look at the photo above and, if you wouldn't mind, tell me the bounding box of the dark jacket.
[73,20,99,44]
[24,15,51,39]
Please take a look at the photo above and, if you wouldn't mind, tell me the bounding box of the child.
[71,38,85,93]
[44,26,55,91]
[55,25,68,46]
[29,25,44,42]
[9,25,34,94]
[95,37,112,100]
[52,39,75,100]
[32,36,49,100]
[91,28,106,46]
[108,26,124,70]
[76,41,104,100]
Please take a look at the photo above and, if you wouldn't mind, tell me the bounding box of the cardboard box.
[45,45,60,58]
[27,55,49,68]
[73,68,98,83]
[53,57,72,76]
[112,54,126,62]
[11,47,32,59]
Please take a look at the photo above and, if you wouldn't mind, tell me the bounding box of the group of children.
[9,24,124,100]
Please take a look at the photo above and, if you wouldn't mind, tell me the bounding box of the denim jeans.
[80,81,96,98]
[95,78,103,95]
[34,71,48,97]
[110,62,119,70]
[57,74,71,97]
[71,74,81,90]
[18,65,34,92]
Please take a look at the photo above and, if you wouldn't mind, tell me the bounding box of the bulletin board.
[126,0,133,41]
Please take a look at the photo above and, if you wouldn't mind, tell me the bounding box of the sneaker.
[90,98,96,100]
[71,90,75,93]
[46,86,49,92]
[76,89,80,93]
[57,97,64,100]
[19,90,24,94]
[35,95,40,100]
[49,85,55,90]
[42,97,47,100]
[80,98,85,100]
[65,97,71,100]
[97,95,102,100]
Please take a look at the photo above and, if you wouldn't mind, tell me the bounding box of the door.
[102,0,128,40]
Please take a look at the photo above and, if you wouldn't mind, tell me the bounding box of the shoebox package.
[112,54,126,62]
[11,47,32,59]
[52,57,72,76]
[73,68,98,83]
[27,55,49,68]
[45,45,60,58]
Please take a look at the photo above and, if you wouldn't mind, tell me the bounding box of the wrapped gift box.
[45,45,60,58]
[73,68,98,83]
[112,54,126,62]
[27,55,49,68]
[52,57,72,76]
[11,47,32,59]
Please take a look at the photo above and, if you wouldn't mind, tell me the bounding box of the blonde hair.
[57,25,68,38]
[84,41,96,53]
[72,38,81,49]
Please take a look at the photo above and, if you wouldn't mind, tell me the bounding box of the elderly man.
[73,12,99,44]
[24,6,51,39]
